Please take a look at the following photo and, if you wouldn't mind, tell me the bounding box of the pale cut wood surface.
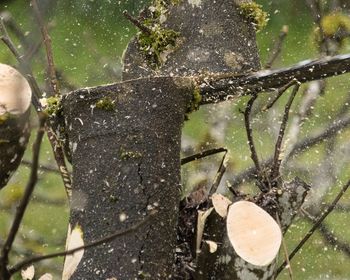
[0,63,31,115]
[226,201,282,266]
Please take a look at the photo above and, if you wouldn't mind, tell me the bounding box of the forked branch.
[0,114,46,279]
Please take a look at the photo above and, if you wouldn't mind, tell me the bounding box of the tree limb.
[199,53,350,104]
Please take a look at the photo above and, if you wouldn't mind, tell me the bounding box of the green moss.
[321,12,350,37]
[239,2,268,31]
[185,86,202,120]
[138,26,180,67]
[119,147,142,160]
[137,0,181,67]
[44,96,62,116]
[95,97,116,111]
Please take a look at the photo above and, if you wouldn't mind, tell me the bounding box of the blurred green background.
[0,0,349,279]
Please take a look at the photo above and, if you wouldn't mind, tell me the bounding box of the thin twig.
[306,0,331,55]
[0,11,31,49]
[209,150,228,195]
[229,115,350,189]
[244,94,262,178]
[262,79,297,111]
[31,0,59,97]
[271,82,300,180]
[0,114,46,278]
[1,11,75,90]
[181,147,227,165]
[302,210,350,257]
[8,211,157,275]
[276,214,293,280]
[21,159,60,174]
[276,178,350,276]
[123,10,151,35]
[265,25,289,69]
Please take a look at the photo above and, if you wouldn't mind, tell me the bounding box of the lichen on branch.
[42,95,62,116]
[137,0,181,67]
[239,2,268,31]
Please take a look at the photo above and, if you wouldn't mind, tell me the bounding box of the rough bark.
[61,77,192,279]
[0,111,30,189]
[123,0,260,79]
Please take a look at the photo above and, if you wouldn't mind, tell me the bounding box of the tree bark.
[61,77,192,279]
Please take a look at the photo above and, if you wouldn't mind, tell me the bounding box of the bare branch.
[209,150,228,195]
[302,211,350,257]
[271,82,300,180]
[244,94,262,181]
[123,10,152,35]
[0,14,72,199]
[8,211,157,275]
[230,115,350,189]
[265,25,288,69]
[262,79,297,111]
[199,53,350,104]
[0,114,46,278]
[31,0,59,96]
[181,147,227,165]
[0,17,42,111]
[276,178,350,276]
[306,0,332,55]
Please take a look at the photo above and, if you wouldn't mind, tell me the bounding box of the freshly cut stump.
[226,201,282,266]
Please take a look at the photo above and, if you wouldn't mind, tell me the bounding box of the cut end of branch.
[0,63,32,116]
[226,201,282,266]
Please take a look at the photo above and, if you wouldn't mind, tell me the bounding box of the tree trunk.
[61,77,192,279]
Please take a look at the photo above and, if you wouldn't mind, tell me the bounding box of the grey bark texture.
[62,77,193,279]
[0,110,30,190]
[122,0,260,79]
